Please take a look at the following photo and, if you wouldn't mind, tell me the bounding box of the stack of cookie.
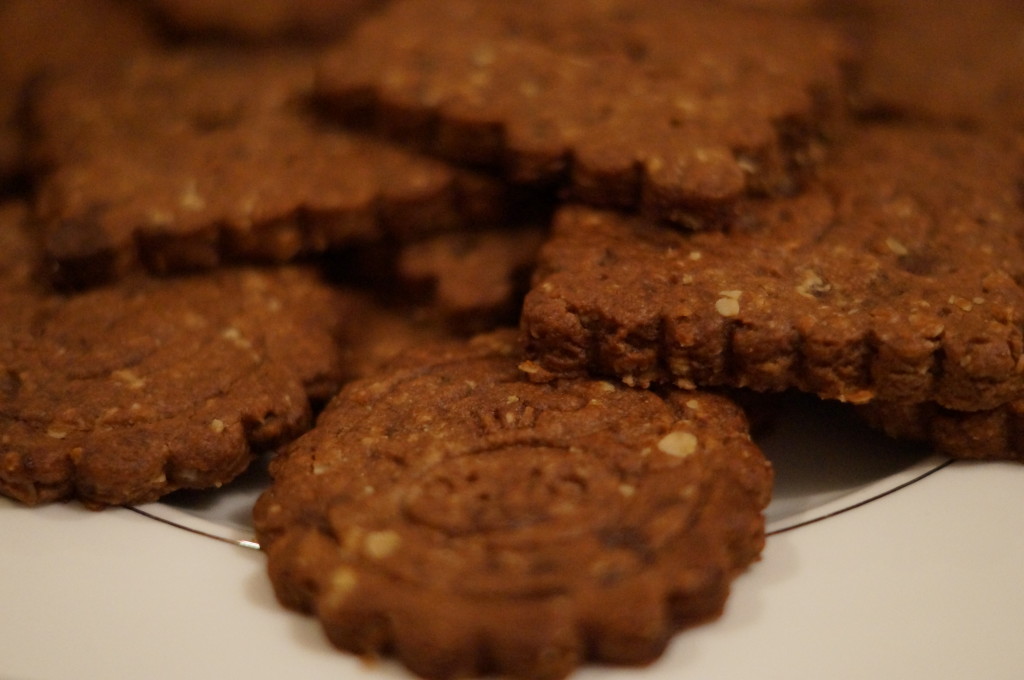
[1,1,1022,678]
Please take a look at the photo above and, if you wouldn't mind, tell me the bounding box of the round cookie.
[0,266,354,507]
[316,0,851,229]
[522,124,1024,411]
[29,47,512,287]
[254,331,771,680]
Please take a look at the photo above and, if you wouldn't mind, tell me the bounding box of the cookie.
[0,266,360,507]
[254,330,772,680]
[142,0,381,42]
[0,0,156,182]
[521,124,1024,411]
[847,0,1024,127]
[29,47,513,287]
[859,400,1024,462]
[316,0,851,229]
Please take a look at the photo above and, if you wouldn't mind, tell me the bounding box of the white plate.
[3,396,1023,680]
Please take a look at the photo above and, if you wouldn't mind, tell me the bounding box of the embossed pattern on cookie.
[255,331,771,680]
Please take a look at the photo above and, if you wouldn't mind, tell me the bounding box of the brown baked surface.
[0,266,358,507]
[142,0,382,42]
[392,225,547,332]
[0,107,21,185]
[0,0,156,181]
[522,123,1024,411]
[316,0,851,229]
[848,0,1024,127]
[254,330,771,679]
[5,0,1024,673]
[329,290,456,382]
[860,399,1024,463]
[29,47,511,286]
[0,201,44,293]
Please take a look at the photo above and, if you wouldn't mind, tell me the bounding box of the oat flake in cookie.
[522,124,1024,411]
[30,48,510,287]
[254,331,771,680]
[316,0,850,229]
[0,266,354,508]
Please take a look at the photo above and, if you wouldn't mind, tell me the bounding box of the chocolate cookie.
[0,266,357,507]
[0,0,156,181]
[254,331,772,680]
[142,0,381,42]
[29,47,512,287]
[848,0,1024,127]
[522,124,1024,411]
[316,0,851,229]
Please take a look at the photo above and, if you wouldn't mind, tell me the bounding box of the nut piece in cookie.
[30,48,511,287]
[522,124,1024,411]
[254,330,771,680]
[317,0,851,229]
[0,266,355,507]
